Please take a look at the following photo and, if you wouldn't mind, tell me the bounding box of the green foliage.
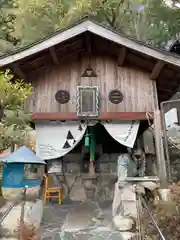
[0,0,20,52]
[14,0,77,46]
[142,182,180,239]
[1,0,180,49]
[0,70,32,153]
[8,0,180,49]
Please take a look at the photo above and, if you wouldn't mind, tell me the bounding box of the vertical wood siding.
[27,55,155,113]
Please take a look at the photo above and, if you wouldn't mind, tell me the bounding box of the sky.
[165,0,180,7]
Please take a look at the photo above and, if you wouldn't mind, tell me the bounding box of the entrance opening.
[78,123,128,174]
[94,123,127,154]
[51,120,150,175]
[46,120,152,201]
[67,121,149,174]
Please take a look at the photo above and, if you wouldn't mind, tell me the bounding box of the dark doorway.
[94,123,127,154]
[65,121,149,173]
[80,123,128,173]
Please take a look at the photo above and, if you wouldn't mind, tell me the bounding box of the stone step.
[121,200,137,219]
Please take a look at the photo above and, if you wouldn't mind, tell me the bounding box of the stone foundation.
[112,182,137,239]
[61,153,117,201]
[2,186,41,201]
[62,173,116,202]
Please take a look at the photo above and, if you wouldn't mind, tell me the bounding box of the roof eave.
[1,20,180,68]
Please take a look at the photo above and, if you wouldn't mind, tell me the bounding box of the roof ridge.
[0,16,172,60]
[1,18,180,67]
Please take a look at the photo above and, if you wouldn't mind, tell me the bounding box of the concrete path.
[40,200,127,240]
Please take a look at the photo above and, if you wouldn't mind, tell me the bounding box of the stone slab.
[41,195,139,240]
[122,200,137,218]
[120,185,136,201]
[61,201,101,232]
[41,200,137,240]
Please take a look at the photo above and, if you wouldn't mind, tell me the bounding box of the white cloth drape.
[35,120,139,160]
[103,120,140,148]
[35,121,86,160]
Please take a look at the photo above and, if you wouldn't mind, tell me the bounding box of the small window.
[77,86,99,117]
[24,164,39,180]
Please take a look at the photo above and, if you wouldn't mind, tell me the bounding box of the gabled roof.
[0,146,46,164]
[1,19,180,68]
[1,18,180,102]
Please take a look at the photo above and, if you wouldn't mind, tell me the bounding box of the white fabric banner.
[35,121,86,160]
[165,108,178,129]
[103,120,140,148]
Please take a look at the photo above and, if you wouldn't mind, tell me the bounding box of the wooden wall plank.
[27,55,155,113]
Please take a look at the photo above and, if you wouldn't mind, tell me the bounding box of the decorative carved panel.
[109,90,123,104]
[81,67,97,77]
[55,90,70,104]
[77,86,99,117]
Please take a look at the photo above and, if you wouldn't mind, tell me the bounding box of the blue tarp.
[2,163,24,187]
[2,163,41,188]
[0,146,46,164]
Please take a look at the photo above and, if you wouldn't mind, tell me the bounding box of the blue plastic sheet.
[4,146,45,164]
[2,163,40,188]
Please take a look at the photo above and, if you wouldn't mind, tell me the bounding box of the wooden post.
[89,126,95,177]
[154,110,168,188]
[160,104,172,182]
[20,186,28,240]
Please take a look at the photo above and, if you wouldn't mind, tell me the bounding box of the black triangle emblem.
[67,131,74,140]
[63,141,71,149]
[81,67,97,77]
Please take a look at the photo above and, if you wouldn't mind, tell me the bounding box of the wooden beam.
[49,47,59,65]
[32,112,153,120]
[127,53,153,71]
[117,47,126,66]
[28,40,83,67]
[11,63,25,79]
[154,110,168,188]
[84,33,91,53]
[1,20,180,69]
[25,39,83,69]
[150,60,165,80]
[29,49,84,75]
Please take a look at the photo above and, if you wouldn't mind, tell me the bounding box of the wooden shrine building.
[1,19,180,186]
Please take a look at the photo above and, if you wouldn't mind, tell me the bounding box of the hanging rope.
[146,112,153,127]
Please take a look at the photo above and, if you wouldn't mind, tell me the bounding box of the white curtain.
[103,120,140,148]
[35,121,87,160]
